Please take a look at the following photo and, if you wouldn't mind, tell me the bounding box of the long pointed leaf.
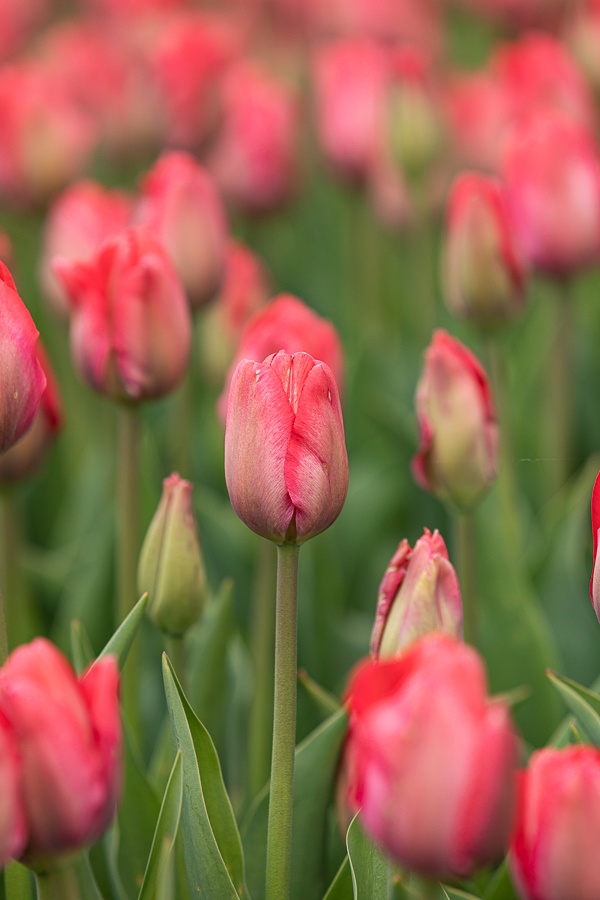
[346,815,388,899]
[139,751,183,900]
[98,594,148,668]
[547,670,600,746]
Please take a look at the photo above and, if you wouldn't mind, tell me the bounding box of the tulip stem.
[249,539,276,800]
[265,542,300,900]
[545,279,574,493]
[454,512,478,647]
[35,867,81,900]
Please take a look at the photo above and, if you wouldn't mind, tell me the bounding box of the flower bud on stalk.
[370,528,463,658]
[138,473,206,636]
[510,746,600,900]
[224,350,348,545]
[412,329,498,511]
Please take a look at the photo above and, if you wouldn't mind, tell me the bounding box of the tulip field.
[2,0,600,898]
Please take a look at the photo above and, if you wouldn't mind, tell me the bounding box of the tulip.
[370,529,463,658]
[55,227,192,404]
[0,343,63,484]
[224,350,348,544]
[345,634,517,880]
[442,172,526,329]
[590,470,600,620]
[0,713,27,866]
[138,473,206,636]
[136,151,228,309]
[509,746,600,900]
[0,639,121,864]
[412,330,498,510]
[0,263,46,454]
[39,179,134,318]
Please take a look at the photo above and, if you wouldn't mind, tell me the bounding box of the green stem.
[545,279,573,493]
[167,634,187,694]
[35,866,81,900]
[454,512,477,647]
[265,542,300,900]
[249,540,276,800]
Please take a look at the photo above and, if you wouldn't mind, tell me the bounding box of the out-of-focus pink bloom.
[370,529,463,658]
[307,0,442,54]
[208,61,299,213]
[136,151,228,309]
[40,180,134,318]
[456,0,576,29]
[0,0,49,61]
[510,746,600,900]
[0,344,63,484]
[344,634,517,879]
[150,13,239,150]
[0,639,121,864]
[218,293,344,420]
[444,70,515,172]
[225,350,348,544]
[442,172,527,327]
[0,63,97,207]
[590,470,600,620]
[412,330,498,510]
[0,263,46,454]
[501,111,600,278]
[0,713,27,867]
[217,241,271,340]
[55,228,191,404]
[312,39,388,181]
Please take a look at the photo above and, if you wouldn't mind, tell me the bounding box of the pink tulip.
[216,240,271,341]
[412,330,498,510]
[56,228,191,403]
[501,111,600,278]
[0,263,46,454]
[370,529,463,658]
[0,713,27,866]
[225,350,348,544]
[510,746,600,900]
[443,172,526,328]
[0,639,121,863]
[444,70,515,172]
[40,179,134,318]
[136,152,228,309]
[590,470,600,620]
[345,634,517,879]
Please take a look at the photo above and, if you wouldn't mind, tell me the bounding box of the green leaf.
[72,853,105,900]
[243,706,348,900]
[97,594,148,668]
[346,815,388,899]
[139,751,183,900]
[298,669,341,718]
[322,857,353,900]
[162,654,247,900]
[483,860,519,900]
[70,619,95,673]
[547,670,600,746]
[442,888,482,900]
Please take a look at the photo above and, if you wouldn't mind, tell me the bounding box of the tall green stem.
[35,866,81,900]
[265,542,300,900]
[545,279,573,494]
[454,512,477,647]
[249,540,276,800]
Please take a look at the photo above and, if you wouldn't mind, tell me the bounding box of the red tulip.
[0,639,121,864]
[224,350,348,544]
[0,713,27,866]
[345,634,517,879]
[510,746,600,900]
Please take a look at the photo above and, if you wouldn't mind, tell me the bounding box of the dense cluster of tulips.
[2,0,600,898]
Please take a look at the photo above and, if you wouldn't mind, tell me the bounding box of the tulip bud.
[412,329,498,511]
[55,227,192,404]
[136,152,228,309]
[225,350,348,545]
[0,639,121,866]
[0,713,27,866]
[344,634,517,880]
[590,470,600,621]
[0,263,46,454]
[370,529,463,658]
[510,746,600,900]
[442,172,527,329]
[138,473,206,636]
[387,48,443,181]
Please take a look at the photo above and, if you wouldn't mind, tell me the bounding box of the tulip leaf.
[298,669,341,718]
[162,654,248,900]
[98,594,149,669]
[546,670,600,746]
[322,857,353,900]
[442,888,483,900]
[138,751,183,900]
[70,618,95,673]
[483,860,519,900]
[346,815,388,899]
[242,706,348,900]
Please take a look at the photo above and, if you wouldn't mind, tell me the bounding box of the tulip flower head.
[225,350,348,544]
[345,634,517,880]
[370,528,463,658]
[412,329,498,511]
[0,712,27,867]
[510,746,600,900]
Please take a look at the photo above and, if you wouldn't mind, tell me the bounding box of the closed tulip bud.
[370,529,463,658]
[412,330,498,511]
[225,350,348,545]
[0,263,46,454]
[345,634,517,880]
[443,173,527,329]
[136,152,228,309]
[510,746,600,900]
[387,48,443,180]
[0,639,121,866]
[589,470,600,620]
[138,473,206,636]
[55,228,191,404]
[0,714,27,866]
